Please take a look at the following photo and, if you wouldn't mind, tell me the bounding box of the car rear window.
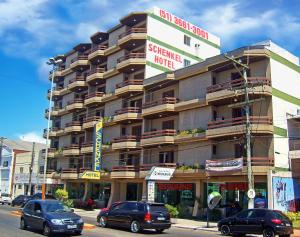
[272,211,290,221]
[149,204,168,213]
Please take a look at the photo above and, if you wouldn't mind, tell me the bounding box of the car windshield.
[43,202,70,213]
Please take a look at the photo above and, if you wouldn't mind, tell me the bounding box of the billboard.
[205,158,243,176]
[93,119,103,171]
[272,176,300,212]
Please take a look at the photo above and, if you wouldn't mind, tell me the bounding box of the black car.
[12,195,30,207]
[97,201,171,233]
[218,209,293,237]
[20,200,84,236]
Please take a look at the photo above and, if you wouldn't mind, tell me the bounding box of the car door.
[120,202,139,227]
[31,202,44,230]
[23,202,34,227]
[247,209,266,234]
[231,210,252,233]
[107,202,125,226]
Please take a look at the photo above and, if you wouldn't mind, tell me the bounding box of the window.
[162,90,174,98]
[34,203,42,212]
[212,145,217,155]
[20,167,23,173]
[2,161,8,167]
[18,184,22,189]
[236,210,252,218]
[159,151,174,163]
[131,126,142,137]
[184,35,191,46]
[162,120,174,130]
[184,59,191,67]
[212,76,217,85]
[251,209,266,218]
[123,202,138,211]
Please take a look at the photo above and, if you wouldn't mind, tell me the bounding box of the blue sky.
[0,0,300,143]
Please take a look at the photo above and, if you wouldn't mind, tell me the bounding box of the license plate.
[67,225,77,229]
[157,217,165,221]
[286,223,291,226]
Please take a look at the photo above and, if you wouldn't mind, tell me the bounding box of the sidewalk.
[74,208,99,218]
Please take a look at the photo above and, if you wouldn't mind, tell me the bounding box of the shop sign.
[81,171,101,180]
[205,158,243,175]
[147,181,155,202]
[146,167,175,181]
[207,191,222,209]
[220,183,248,191]
[157,183,193,191]
[93,119,103,171]
[14,173,39,184]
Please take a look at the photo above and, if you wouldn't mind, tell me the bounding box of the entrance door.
[126,183,138,201]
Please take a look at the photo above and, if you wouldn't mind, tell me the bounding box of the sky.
[0,0,300,144]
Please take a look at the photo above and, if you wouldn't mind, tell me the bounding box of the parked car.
[12,195,30,207]
[20,199,84,236]
[218,209,293,237]
[97,201,171,233]
[0,193,12,205]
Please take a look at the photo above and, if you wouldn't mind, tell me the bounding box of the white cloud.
[38,58,51,82]
[18,132,46,144]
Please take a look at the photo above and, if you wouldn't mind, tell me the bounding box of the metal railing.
[65,121,82,127]
[70,55,88,63]
[115,107,141,115]
[141,129,177,139]
[117,53,146,63]
[67,98,84,105]
[85,92,105,99]
[83,116,102,123]
[90,45,108,53]
[116,79,143,88]
[87,67,106,76]
[119,27,147,39]
[68,76,85,84]
[206,77,271,93]
[207,116,272,129]
[142,97,178,109]
[113,135,140,143]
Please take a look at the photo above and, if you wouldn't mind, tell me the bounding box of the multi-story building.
[45,8,300,215]
[44,7,220,206]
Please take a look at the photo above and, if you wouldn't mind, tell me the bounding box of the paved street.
[0,205,219,237]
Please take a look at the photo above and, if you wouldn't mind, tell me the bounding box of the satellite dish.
[207,191,222,209]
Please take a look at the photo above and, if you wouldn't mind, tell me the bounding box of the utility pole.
[224,55,254,209]
[28,142,35,196]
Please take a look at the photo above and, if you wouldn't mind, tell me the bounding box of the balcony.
[70,55,89,71]
[63,145,80,156]
[118,28,147,49]
[206,116,273,138]
[64,121,83,134]
[82,116,102,129]
[141,129,177,147]
[139,163,177,171]
[81,142,94,154]
[112,135,140,150]
[289,139,300,160]
[48,66,65,82]
[88,45,107,62]
[44,107,59,118]
[47,87,63,100]
[61,168,79,179]
[142,97,178,118]
[84,92,105,106]
[65,99,84,112]
[116,53,146,72]
[86,67,105,85]
[68,75,87,92]
[114,107,142,123]
[43,127,63,138]
[111,165,139,178]
[115,79,143,96]
[41,148,57,158]
[206,77,272,104]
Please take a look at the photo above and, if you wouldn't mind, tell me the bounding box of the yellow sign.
[94,119,103,171]
[81,171,101,180]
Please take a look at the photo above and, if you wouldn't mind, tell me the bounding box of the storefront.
[67,182,85,199]
[87,182,111,208]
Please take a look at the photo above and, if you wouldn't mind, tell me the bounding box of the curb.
[173,225,218,233]
[10,211,21,217]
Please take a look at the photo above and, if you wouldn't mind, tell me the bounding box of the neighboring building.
[44,8,300,215]
[13,142,46,197]
[0,139,45,198]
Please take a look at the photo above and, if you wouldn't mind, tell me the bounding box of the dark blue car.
[20,200,84,236]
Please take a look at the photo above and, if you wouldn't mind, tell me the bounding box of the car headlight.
[51,219,64,225]
[77,218,83,224]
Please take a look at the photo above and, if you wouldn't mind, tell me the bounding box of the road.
[0,205,219,237]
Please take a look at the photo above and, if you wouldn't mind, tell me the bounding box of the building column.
[108,181,120,207]
[193,180,202,217]
[83,181,89,200]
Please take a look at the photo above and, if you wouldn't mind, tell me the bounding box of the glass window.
[123,202,137,211]
[137,203,145,212]
[20,167,23,173]
[251,209,266,218]
[184,59,191,67]
[3,161,8,167]
[272,211,290,221]
[34,203,42,212]
[236,210,251,218]
[184,35,191,46]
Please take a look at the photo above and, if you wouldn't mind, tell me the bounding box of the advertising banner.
[146,167,175,181]
[14,173,39,184]
[147,181,155,202]
[205,158,243,175]
[93,119,103,171]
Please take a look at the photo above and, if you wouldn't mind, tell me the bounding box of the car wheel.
[43,223,51,236]
[20,218,27,230]
[130,220,141,233]
[220,225,231,236]
[75,230,82,235]
[156,229,165,233]
[263,228,275,237]
[99,216,107,228]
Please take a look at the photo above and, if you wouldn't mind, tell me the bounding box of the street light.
[42,57,63,199]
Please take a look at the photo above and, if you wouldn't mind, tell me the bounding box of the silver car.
[0,193,12,205]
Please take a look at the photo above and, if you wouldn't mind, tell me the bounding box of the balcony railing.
[141,129,177,139]
[142,97,178,109]
[85,92,105,99]
[140,163,177,171]
[65,121,82,127]
[90,45,108,53]
[116,79,143,88]
[64,144,80,149]
[68,76,85,84]
[113,135,140,143]
[117,53,146,63]
[289,139,300,150]
[115,107,141,115]
[112,165,139,171]
[206,77,271,93]
[47,86,63,93]
[87,67,106,76]
[246,157,274,166]
[70,55,88,63]
[207,116,272,129]
[81,142,93,147]
[119,28,147,39]
[67,98,84,105]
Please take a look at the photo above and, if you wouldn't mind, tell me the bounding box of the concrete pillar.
[83,181,89,200]
[108,181,121,207]
[193,180,201,217]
